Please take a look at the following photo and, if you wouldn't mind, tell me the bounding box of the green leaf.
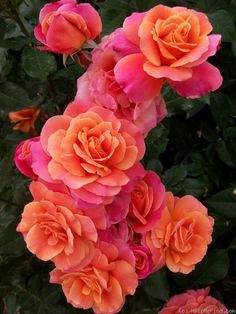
[195,0,231,13]
[210,93,235,129]
[145,124,169,160]
[163,164,187,189]
[229,236,236,250]
[183,178,206,198]
[205,188,236,219]
[0,221,25,256]
[0,36,29,50]
[209,10,236,42]
[0,48,7,74]
[211,213,232,241]
[142,268,169,301]
[216,139,235,168]
[22,48,57,80]
[0,82,30,110]
[173,249,229,288]
[0,18,6,41]
[98,0,132,35]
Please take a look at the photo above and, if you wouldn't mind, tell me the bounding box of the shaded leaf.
[142,268,169,301]
[209,10,236,42]
[0,82,30,109]
[205,188,236,219]
[22,48,57,80]
[173,249,229,288]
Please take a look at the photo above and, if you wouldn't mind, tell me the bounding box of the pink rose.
[113,5,222,100]
[34,0,102,55]
[50,240,138,314]
[110,220,134,243]
[159,288,228,314]
[32,102,145,208]
[75,30,167,135]
[127,170,165,233]
[130,243,153,279]
[14,137,39,179]
[17,181,97,270]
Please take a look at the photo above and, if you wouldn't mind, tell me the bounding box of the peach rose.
[127,170,165,233]
[50,240,138,314]
[159,287,228,314]
[145,192,214,273]
[17,181,97,270]
[75,30,167,135]
[9,105,41,134]
[114,5,222,100]
[14,137,39,179]
[33,103,145,208]
[34,0,102,55]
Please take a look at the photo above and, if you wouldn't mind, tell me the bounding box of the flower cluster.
[14,0,223,313]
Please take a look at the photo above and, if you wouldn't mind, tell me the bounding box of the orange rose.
[9,105,41,134]
[145,192,214,274]
[33,103,145,208]
[17,181,97,270]
[50,240,138,314]
[114,5,222,101]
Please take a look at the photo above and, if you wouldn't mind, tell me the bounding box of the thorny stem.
[6,0,30,38]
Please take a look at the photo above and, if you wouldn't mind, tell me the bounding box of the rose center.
[88,136,107,158]
[39,220,67,244]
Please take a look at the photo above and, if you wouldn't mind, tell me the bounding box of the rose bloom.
[159,287,228,314]
[130,243,153,279]
[145,192,214,273]
[34,0,102,54]
[14,137,39,179]
[75,30,167,135]
[32,102,145,208]
[17,181,98,270]
[9,106,40,134]
[50,240,138,314]
[113,5,222,100]
[127,170,165,233]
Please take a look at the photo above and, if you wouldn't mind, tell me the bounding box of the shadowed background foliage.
[0,0,236,313]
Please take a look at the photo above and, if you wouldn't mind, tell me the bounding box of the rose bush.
[1,0,236,313]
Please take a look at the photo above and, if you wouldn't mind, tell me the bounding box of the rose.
[145,192,214,273]
[50,240,138,314]
[32,102,145,208]
[130,243,153,279]
[113,5,222,100]
[127,170,165,233]
[17,181,97,270]
[34,0,102,55]
[75,30,167,135]
[159,287,228,314]
[9,105,40,134]
[14,137,39,179]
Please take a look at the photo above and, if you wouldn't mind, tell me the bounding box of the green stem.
[7,0,30,38]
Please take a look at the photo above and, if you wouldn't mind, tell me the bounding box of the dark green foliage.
[0,0,236,313]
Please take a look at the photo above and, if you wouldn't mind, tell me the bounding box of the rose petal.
[115,53,163,102]
[169,62,223,98]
